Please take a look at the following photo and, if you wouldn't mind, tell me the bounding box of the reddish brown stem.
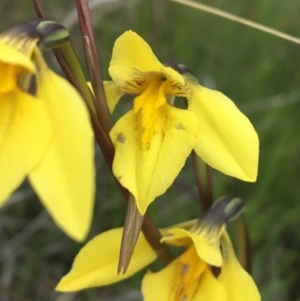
[32,0,45,18]
[76,0,112,132]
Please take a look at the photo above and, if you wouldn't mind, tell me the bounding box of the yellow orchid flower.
[56,199,261,301]
[106,30,259,215]
[0,20,95,241]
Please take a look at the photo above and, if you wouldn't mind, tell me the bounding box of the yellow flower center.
[173,245,207,301]
[133,80,168,152]
[132,72,190,152]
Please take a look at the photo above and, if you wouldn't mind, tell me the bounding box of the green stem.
[192,152,213,212]
[58,41,97,114]
[234,216,252,273]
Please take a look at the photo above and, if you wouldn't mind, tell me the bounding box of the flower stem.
[32,0,173,269]
[234,216,252,273]
[32,0,45,18]
[58,41,97,114]
[76,0,113,133]
[192,152,213,212]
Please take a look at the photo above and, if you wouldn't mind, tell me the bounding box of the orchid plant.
[0,0,267,300]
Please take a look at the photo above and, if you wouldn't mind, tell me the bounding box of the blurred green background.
[1,0,300,300]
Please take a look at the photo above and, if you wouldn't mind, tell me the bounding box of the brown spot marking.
[117,133,126,143]
[181,264,189,274]
[171,83,181,89]
[125,81,137,88]
[176,123,184,130]
[135,79,145,86]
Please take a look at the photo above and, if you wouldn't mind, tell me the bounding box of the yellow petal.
[192,268,227,301]
[0,43,35,94]
[0,31,38,58]
[103,81,124,113]
[162,227,223,266]
[109,31,184,94]
[0,89,52,205]
[0,42,35,72]
[188,84,259,182]
[142,256,226,301]
[87,81,124,114]
[29,64,95,242]
[218,232,261,301]
[56,228,157,291]
[142,259,181,300]
[109,31,164,85]
[110,98,199,214]
[159,219,196,237]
